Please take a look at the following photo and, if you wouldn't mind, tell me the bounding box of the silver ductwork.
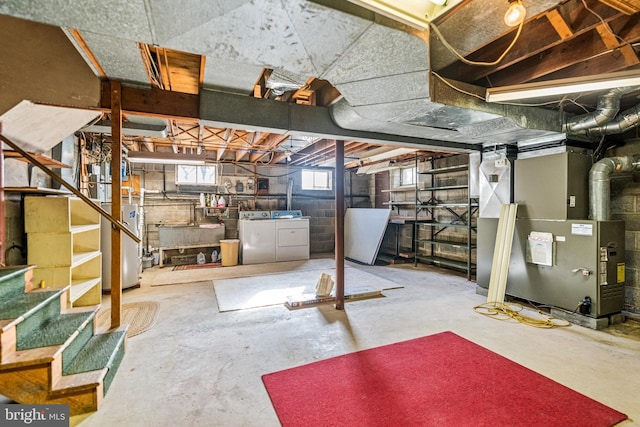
[581,103,640,138]
[564,87,631,132]
[565,87,640,139]
[589,155,640,221]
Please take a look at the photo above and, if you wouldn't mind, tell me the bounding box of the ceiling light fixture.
[127,151,205,165]
[485,69,640,102]
[504,0,526,27]
[346,0,463,29]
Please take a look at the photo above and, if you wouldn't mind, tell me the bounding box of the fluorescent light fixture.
[486,70,640,103]
[357,161,398,175]
[360,147,416,163]
[127,151,205,165]
[347,0,463,29]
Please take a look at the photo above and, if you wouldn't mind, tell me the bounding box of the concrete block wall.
[295,198,336,253]
[124,164,367,256]
[611,180,640,313]
[609,141,640,314]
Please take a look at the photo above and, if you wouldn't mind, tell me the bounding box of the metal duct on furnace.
[589,155,640,221]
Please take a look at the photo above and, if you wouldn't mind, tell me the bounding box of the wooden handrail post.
[110,81,123,329]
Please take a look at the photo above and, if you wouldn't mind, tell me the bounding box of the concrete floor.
[56,256,640,425]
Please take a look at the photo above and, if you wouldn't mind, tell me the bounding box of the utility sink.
[158,224,225,248]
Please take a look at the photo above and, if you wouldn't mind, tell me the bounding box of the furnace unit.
[477,150,625,318]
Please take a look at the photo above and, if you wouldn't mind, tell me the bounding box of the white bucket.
[142,255,154,269]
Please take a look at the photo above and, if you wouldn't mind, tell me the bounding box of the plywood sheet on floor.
[147,257,338,287]
[213,268,400,312]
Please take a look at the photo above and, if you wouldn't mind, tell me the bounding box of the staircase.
[0,265,126,415]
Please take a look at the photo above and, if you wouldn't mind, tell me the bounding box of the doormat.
[97,301,160,338]
[262,331,627,427]
[172,262,222,271]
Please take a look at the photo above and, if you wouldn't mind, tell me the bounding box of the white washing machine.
[238,210,310,264]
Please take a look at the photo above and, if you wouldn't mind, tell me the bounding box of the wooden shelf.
[3,150,71,168]
[70,277,102,302]
[25,196,102,307]
[4,186,73,195]
[71,251,101,267]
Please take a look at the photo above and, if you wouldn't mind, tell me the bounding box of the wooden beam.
[483,29,619,86]
[100,80,199,119]
[546,9,574,40]
[68,29,107,78]
[595,21,640,66]
[249,134,289,163]
[253,68,273,99]
[437,0,623,84]
[619,44,640,65]
[143,140,155,152]
[596,22,621,49]
[217,128,235,161]
[110,81,123,329]
[534,47,640,81]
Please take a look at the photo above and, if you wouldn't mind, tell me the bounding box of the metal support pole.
[335,140,345,310]
[111,81,123,329]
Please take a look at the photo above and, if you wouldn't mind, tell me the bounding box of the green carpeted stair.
[0,265,127,415]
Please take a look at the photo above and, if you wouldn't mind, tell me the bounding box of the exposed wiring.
[581,0,628,46]
[431,72,486,101]
[429,18,524,67]
[431,71,594,112]
[474,302,571,328]
[233,162,299,178]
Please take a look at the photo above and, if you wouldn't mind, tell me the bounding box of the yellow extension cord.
[474,302,572,329]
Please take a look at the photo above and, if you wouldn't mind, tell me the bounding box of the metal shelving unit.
[414,160,478,279]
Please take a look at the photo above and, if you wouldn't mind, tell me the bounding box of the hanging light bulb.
[504,0,526,27]
[429,0,447,5]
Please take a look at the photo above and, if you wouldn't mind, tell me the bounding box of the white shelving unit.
[25,196,102,306]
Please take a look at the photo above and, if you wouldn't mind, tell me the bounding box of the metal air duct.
[564,87,630,132]
[589,155,640,221]
[565,87,640,139]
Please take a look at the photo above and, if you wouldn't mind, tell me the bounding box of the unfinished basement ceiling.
[1,0,639,166]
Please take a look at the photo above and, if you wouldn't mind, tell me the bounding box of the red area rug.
[262,331,626,427]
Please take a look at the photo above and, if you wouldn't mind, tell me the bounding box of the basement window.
[401,166,416,186]
[302,169,332,191]
[176,165,217,186]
